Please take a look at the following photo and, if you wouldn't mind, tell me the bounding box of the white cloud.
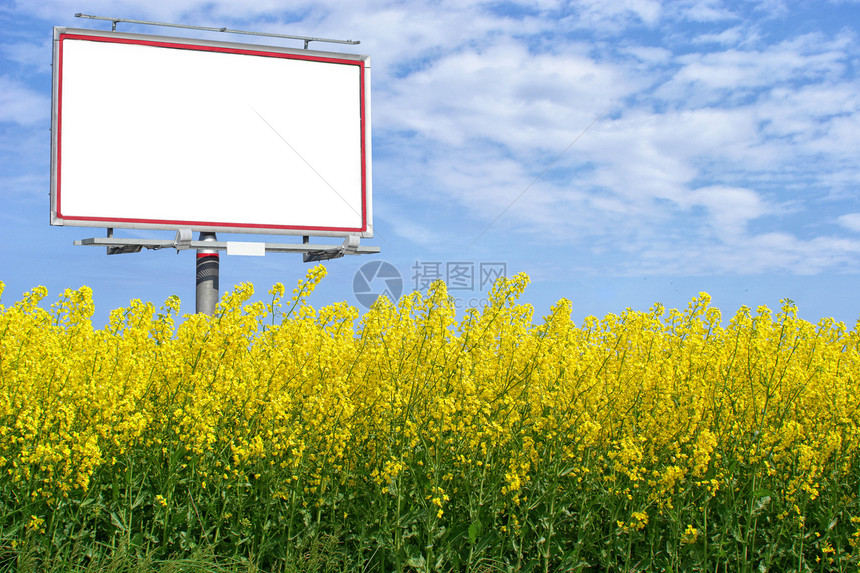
[572,0,663,29]
[690,26,748,46]
[0,76,49,125]
[654,34,850,108]
[378,40,637,152]
[678,0,739,22]
[0,174,45,197]
[631,231,860,276]
[686,185,767,238]
[384,217,438,247]
[839,213,860,232]
[568,107,763,209]
[0,39,52,74]
[624,45,674,64]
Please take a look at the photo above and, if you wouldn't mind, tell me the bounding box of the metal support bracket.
[76,234,379,260]
[106,228,142,255]
[173,228,193,251]
[303,234,361,262]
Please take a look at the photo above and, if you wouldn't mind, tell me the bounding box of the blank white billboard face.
[51,28,372,237]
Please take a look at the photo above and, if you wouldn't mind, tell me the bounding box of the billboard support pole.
[196,232,219,315]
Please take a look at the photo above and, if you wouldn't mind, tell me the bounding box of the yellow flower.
[26,515,45,534]
[681,525,698,544]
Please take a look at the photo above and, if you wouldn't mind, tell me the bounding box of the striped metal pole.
[196,232,219,315]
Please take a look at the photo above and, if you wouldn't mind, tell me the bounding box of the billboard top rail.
[74,13,360,49]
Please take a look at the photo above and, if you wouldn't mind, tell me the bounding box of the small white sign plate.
[226,241,266,256]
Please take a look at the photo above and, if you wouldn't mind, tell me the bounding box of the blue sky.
[1,0,859,327]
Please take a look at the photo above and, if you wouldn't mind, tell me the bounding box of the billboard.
[51,27,372,237]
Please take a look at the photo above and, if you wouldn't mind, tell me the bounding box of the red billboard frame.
[51,27,372,237]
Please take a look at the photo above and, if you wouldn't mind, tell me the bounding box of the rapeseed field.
[1,267,859,571]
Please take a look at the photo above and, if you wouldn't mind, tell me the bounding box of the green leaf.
[752,488,775,500]
[469,519,482,545]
